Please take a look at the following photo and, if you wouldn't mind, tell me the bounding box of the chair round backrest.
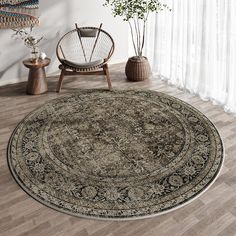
[56,26,115,68]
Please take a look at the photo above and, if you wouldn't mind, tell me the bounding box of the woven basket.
[125,56,151,81]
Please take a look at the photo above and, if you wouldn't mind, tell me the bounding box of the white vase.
[39,52,47,60]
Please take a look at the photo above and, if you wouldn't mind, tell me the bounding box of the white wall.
[0,0,128,86]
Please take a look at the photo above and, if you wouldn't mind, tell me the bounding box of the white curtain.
[144,0,236,113]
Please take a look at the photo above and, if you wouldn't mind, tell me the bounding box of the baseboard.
[110,59,126,65]
[0,78,23,87]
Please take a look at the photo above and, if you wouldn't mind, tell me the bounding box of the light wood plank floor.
[0,63,236,236]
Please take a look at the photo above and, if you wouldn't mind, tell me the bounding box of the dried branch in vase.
[12,26,44,63]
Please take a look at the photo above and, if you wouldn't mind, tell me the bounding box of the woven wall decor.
[0,0,39,29]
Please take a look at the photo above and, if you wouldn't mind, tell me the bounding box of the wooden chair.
[56,23,115,92]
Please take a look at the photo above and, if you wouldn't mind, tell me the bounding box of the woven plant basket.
[125,56,151,81]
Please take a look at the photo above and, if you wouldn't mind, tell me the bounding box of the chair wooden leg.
[57,69,65,93]
[103,64,112,90]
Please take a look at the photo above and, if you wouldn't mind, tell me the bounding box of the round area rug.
[7,89,224,220]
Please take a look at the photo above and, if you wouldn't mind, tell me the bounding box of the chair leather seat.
[62,59,104,69]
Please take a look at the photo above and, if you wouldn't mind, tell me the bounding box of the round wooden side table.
[23,58,51,95]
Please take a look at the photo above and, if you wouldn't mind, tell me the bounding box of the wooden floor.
[1,63,236,236]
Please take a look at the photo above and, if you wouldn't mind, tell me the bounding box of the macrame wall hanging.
[0,0,39,29]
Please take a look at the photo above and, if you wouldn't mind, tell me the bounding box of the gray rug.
[7,89,224,220]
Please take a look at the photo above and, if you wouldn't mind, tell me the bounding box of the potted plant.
[12,26,45,64]
[103,0,170,81]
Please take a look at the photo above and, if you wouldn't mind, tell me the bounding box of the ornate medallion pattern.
[7,90,224,219]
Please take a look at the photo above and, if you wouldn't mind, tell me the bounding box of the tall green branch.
[103,0,170,57]
[128,20,138,56]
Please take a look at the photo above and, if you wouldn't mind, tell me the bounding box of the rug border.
[6,89,225,221]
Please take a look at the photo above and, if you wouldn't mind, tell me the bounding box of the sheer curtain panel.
[144,0,236,113]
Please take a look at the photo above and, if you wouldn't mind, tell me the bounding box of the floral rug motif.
[7,90,224,220]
